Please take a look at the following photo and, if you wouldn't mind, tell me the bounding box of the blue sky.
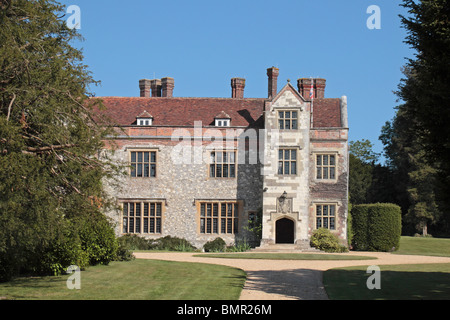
[60,0,413,161]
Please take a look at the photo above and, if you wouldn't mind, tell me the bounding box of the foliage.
[310,228,348,253]
[351,203,402,252]
[117,235,196,252]
[203,237,226,252]
[382,0,450,235]
[0,0,123,281]
[154,236,196,252]
[243,208,262,243]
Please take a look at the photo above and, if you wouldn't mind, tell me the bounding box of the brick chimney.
[231,78,245,99]
[150,79,162,97]
[267,67,279,98]
[297,78,326,100]
[139,79,151,97]
[161,77,174,97]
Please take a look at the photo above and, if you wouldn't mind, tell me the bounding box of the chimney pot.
[297,78,326,100]
[267,67,279,98]
[231,78,245,99]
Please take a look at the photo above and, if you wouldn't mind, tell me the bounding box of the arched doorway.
[275,218,295,244]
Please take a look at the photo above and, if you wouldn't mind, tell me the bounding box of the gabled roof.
[137,110,153,118]
[214,111,231,119]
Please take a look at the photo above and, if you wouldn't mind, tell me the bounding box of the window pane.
[284,162,290,175]
[131,164,136,177]
[227,219,232,234]
[278,162,283,175]
[223,164,228,178]
[292,111,297,119]
[278,150,283,160]
[129,218,134,233]
[285,150,290,160]
[123,218,127,233]
[227,204,233,217]
[150,203,155,216]
[330,155,336,165]
[330,217,335,230]
[156,218,161,233]
[131,152,136,163]
[130,204,134,216]
[279,120,284,129]
[278,111,284,119]
[201,203,205,217]
[137,164,142,177]
[200,218,205,233]
[210,165,215,177]
[150,219,155,233]
[136,203,141,216]
[291,162,297,175]
[144,203,149,216]
[323,205,328,216]
[137,152,143,163]
[213,204,218,217]
[221,218,226,233]
[317,155,322,166]
[207,219,211,233]
[207,204,212,217]
[317,167,322,179]
[216,164,222,177]
[285,111,290,118]
[324,218,328,229]
[291,150,296,160]
[213,219,218,233]
[323,167,328,179]
[156,203,162,216]
[144,164,149,177]
[221,204,226,216]
[292,120,298,129]
[211,152,216,164]
[323,155,328,165]
[135,218,141,233]
[217,152,222,163]
[150,164,156,177]
[230,152,235,163]
[123,203,128,216]
[151,152,156,163]
[144,152,149,163]
[330,167,335,179]
[230,164,235,178]
[330,205,335,216]
[143,218,148,233]
[316,217,322,228]
[223,152,228,163]
[285,120,290,129]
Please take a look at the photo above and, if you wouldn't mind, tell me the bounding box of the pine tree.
[0,0,122,280]
[397,0,450,232]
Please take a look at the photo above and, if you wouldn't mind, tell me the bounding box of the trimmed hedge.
[351,203,401,252]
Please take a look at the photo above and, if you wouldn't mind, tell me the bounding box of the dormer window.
[214,111,231,127]
[215,119,230,127]
[136,110,153,126]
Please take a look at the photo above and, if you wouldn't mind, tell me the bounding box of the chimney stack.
[267,67,279,98]
[297,78,326,100]
[139,79,151,97]
[161,77,174,98]
[231,78,245,99]
[150,79,162,97]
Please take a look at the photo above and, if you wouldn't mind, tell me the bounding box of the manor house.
[98,67,349,249]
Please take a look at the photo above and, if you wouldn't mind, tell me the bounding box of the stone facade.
[98,67,349,249]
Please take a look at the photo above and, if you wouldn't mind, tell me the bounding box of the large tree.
[0,0,121,280]
[395,0,450,232]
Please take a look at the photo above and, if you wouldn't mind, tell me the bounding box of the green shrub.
[203,237,226,252]
[351,203,402,252]
[310,228,348,253]
[117,234,155,250]
[154,236,195,251]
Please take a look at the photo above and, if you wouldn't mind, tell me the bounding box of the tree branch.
[6,92,16,121]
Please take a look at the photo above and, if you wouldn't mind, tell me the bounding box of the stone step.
[251,243,321,253]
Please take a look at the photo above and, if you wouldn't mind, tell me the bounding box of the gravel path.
[134,251,450,300]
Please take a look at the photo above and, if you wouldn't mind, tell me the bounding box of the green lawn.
[324,263,450,300]
[394,236,450,257]
[195,253,376,260]
[0,259,246,300]
[324,236,450,299]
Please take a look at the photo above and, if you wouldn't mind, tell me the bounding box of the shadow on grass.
[243,268,328,300]
[324,266,450,300]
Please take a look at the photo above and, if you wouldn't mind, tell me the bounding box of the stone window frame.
[128,149,158,178]
[208,150,237,178]
[314,203,338,231]
[195,200,243,235]
[277,148,298,176]
[121,200,165,235]
[314,152,338,181]
[277,109,299,130]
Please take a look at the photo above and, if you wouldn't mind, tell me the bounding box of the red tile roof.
[94,97,266,127]
[93,96,342,128]
[312,98,342,128]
